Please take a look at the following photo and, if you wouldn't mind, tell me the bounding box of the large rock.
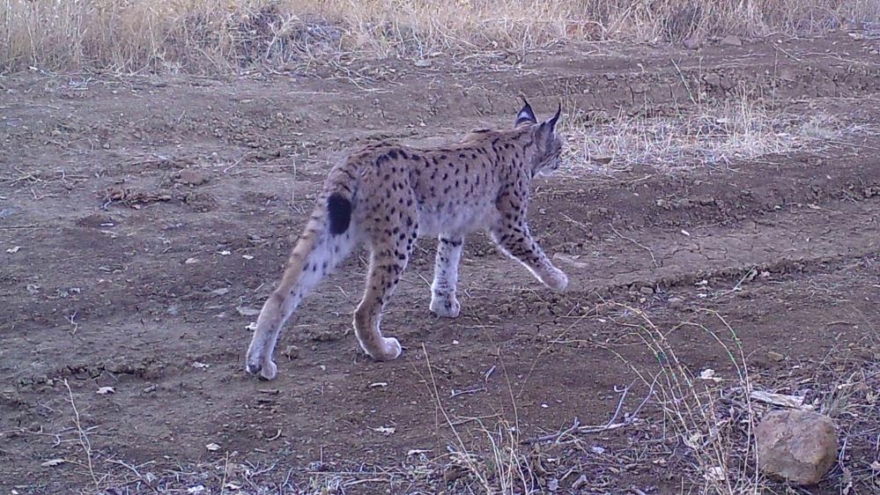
[755,409,838,486]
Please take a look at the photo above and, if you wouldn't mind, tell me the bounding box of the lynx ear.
[537,103,562,142]
[546,102,561,130]
[515,97,537,127]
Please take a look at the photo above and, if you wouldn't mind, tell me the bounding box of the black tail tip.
[327,193,352,235]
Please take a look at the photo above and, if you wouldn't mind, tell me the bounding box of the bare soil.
[2,33,879,494]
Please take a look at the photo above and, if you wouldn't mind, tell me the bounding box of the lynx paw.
[543,268,569,291]
[430,294,461,318]
[361,336,402,362]
[245,351,278,380]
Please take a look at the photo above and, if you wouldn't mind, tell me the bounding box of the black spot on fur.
[327,193,352,235]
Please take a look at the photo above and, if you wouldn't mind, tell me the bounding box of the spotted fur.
[245,99,568,380]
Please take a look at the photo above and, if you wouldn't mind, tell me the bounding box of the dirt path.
[2,33,879,494]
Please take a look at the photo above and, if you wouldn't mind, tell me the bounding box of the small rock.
[756,410,838,486]
[571,474,589,489]
[178,169,208,186]
[667,296,685,309]
[767,350,784,362]
[283,345,299,360]
[639,286,654,295]
[683,35,702,50]
[443,465,466,482]
[778,67,797,82]
[413,59,432,68]
[720,35,742,47]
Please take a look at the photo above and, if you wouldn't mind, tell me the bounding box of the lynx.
[245,98,568,380]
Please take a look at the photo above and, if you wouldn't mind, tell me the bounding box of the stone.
[178,169,208,186]
[720,35,742,47]
[667,296,685,309]
[767,350,785,362]
[755,410,838,486]
[682,35,702,50]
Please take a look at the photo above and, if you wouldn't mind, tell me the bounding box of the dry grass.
[2,0,879,74]
[560,90,848,174]
[622,306,769,495]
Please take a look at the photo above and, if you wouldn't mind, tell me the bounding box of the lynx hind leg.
[353,219,418,361]
[245,227,355,380]
[430,235,463,318]
[490,222,568,291]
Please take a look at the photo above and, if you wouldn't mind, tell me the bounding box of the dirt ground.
[2,33,880,494]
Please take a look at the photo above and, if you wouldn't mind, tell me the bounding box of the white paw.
[245,350,278,380]
[363,336,402,361]
[258,359,278,380]
[544,269,569,291]
[430,294,461,318]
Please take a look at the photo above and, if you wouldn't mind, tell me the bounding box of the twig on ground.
[772,43,803,62]
[609,224,660,267]
[670,58,698,106]
[65,311,79,335]
[63,379,98,488]
[521,375,657,445]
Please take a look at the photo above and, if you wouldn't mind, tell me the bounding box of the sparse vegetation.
[3,1,880,495]
[560,90,847,174]
[2,0,878,73]
[40,305,878,494]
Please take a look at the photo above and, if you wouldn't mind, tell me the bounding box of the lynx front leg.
[491,222,568,291]
[430,235,464,318]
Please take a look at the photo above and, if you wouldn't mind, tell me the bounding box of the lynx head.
[514,98,564,177]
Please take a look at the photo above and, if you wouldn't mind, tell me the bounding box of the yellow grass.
[2,0,878,74]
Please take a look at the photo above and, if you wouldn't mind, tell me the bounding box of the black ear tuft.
[547,102,561,130]
[515,97,537,127]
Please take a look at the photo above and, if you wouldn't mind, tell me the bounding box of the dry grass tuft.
[623,306,768,494]
[560,91,849,174]
[2,0,879,74]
